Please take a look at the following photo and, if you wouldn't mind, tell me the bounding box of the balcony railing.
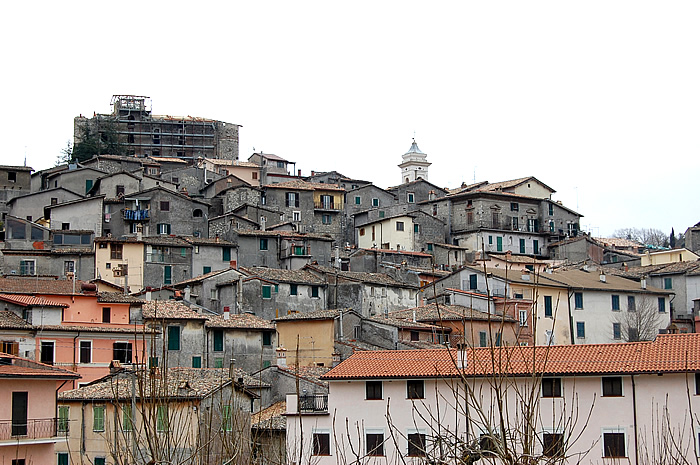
[122,209,150,221]
[314,200,341,211]
[0,418,59,441]
[299,394,328,413]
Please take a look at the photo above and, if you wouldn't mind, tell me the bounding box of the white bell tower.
[398,139,431,184]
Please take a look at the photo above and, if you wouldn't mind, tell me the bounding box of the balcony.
[299,394,328,413]
[122,209,150,221]
[314,200,341,211]
[0,418,59,441]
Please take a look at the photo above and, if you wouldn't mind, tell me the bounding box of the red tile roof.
[0,352,80,379]
[0,294,68,307]
[142,301,208,320]
[322,333,700,380]
[0,276,86,295]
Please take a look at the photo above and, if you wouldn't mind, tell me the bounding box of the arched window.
[193,209,203,218]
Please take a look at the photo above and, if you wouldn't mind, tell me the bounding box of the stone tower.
[398,139,431,184]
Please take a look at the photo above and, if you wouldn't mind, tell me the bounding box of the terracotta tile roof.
[596,237,645,248]
[264,180,344,192]
[547,268,672,294]
[149,157,189,164]
[485,252,550,264]
[0,276,87,295]
[240,267,326,285]
[142,301,208,320]
[306,265,418,288]
[173,268,237,287]
[206,313,275,330]
[40,324,155,334]
[365,315,451,332]
[252,401,286,430]
[232,160,259,168]
[390,304,515,323]
[59,367,250,401]
[322,333,700,380]
[274,309,344,322]
[0,294,68,308]
[142,236,191,247]
[98,292,145,304]
[0,310,33,328]
[0,352,79,379]
[278,366,331,388]
[236,230,334,241]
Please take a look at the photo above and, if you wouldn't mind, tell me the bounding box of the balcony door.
[12,391,28,436]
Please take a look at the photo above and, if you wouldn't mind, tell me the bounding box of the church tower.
[398,139,431,184]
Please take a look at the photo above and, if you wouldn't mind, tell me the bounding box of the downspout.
[72,330,81,378]
[567,289,575,344]
[55,379,69,435]
[631,374,639,465]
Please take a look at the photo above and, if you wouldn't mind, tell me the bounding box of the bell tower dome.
[398,139,431,184]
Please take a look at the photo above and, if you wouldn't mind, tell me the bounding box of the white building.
[398,139,431,184]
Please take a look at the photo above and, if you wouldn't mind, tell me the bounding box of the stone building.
[74,95,241,161]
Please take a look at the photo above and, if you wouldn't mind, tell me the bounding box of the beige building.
[640,247,699,266]
[95,237,145,291]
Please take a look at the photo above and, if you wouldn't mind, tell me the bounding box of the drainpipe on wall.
[631,374,639,465]
[567,289,575,345]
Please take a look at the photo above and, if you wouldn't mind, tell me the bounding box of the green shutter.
[262,285,271,299]
[58,453,69,465]
[93,406,105,431]
[192,356,202,368]
[479,331,487,347]
[263,332,272,346]
[213,330,224,352]
[167,326,180,351]
[58,406,69,433]
[533,240,539,254]
[164,266,172,285]
[157,405,168,432]
[223,247,231,261]
[85,179,94,194]
[222,405,232,431]
[519,239,525,254]
[496,237,503,252]
[203,266,212,274]
[123,405,133,432]
[214,358,224,368]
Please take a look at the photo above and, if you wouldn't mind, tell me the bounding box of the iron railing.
[299,394,328,413]
[0,418,59,440]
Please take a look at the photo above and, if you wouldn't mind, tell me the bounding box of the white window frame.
[40,339,55,364]
[519,310,528,327]
[64,260,76,275]
[20,259,36,275]
[79,339,93,364]
[312,428,332,456]
[601,427,627,458]
[601,376,624,397]
[541,427,565,457]
[210,289,218,301]
[293,211,301,222]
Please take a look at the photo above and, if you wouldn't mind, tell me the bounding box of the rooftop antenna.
[24,146,27,167]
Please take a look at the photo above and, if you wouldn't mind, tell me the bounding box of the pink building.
[0,352,79,464]
[288,333,700,464]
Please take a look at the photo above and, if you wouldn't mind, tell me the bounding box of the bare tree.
[612,294,665,342]
[613,227,670,248]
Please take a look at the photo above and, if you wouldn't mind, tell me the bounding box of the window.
[192,356,202,368]
[603,431,626,457]
[612,295,620,311]
[519,309,528,326]
[544,296,553,318]
[496,236,503,252]
[519,238,525,253]
[664,277,672,289]
[407,380,424,399]
[64,261,75,275]
[408,432,426,456]
[79,341,91,364]
[157,405,168,432]
[12,459,26,465]
[576,322,585,338]
[160,201,170,211]
[533,239,539,253]
[467,211,474,224]
[259,238,268,250]
[396,221,404,231]
[627,295,636,312]
[158,223,171,235]
[313,432,331,456]
[8,171,16,182]
[262,285,272,299]
[366,381,382,400]
[213,330,224,352]
[510,202,519,211]
[102,307,111,323]
[479,331,487,347]
[163,265,172,285]
[168,326,181,350]
[602,376,623,396]
[19,260,35,275]
[262,332,272,346]
[407,193,415,203]
[574,292,583,309]
[542,378,562,398]
[113,342,132,363]
[85,179,93,193]
[221,247,232,262]
[210,288,218,300]
[696,373,700,395]
[40,341,54,365]
[311,285,319,298]
[548,203,554,215]
[293,211,301,222]
[286,192,300,207]
[122,405,133,432]
[480,434,498,456]
[542,432,564,457]
[322,214,332,224]
[58,406,69,433]
[658,297,666,313]
[613,322,622,340]
[110,243,123,259]
[93,405,105,431]
[413,224,420,234]
[359,227,365,236]
[366,432,385,456]
[58,453,69,465]
[372,198,379,207]
[290,284,298,296]
[94,458,105,465]
[512,216,519,230]
[214,358,224,368]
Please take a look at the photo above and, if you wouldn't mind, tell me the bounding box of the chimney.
[311,170,315,176]
[599,272,606,283]
[641,278,647,289]
[228,358,236,379]
[223,306,230,320]
[298,169,301,177]
[145,287,152,301]
[276,347,287,367]
[506,250,512,260]
[184,286,191,301]
[332,352,341,367]
[412,310,416,322]
[215,234,220,243]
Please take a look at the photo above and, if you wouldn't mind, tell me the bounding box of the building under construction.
[74,95,241,161]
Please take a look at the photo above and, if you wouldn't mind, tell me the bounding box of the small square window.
[408,432,426,457]
[574,292,583,309]
[542,433,564,457]
[311,286,319,298]
[366,381,382,400]
[603,431,626,457]
[313,432,331,456]
[160,201,170,211]
[576,321,585,338]
[542,378,561,398]
[366,433,384,456]
[262,285,272,299]
[260,238,269,250]
[602,377,623,397]
[407,380,424,399]
[290,284,298,296]
[396,221,404,231]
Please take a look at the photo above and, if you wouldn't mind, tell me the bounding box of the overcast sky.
[2,1,698,238]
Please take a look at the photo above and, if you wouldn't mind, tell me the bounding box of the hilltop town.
[1,95,700,464]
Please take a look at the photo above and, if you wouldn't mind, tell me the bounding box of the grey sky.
[2,1,698,237]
